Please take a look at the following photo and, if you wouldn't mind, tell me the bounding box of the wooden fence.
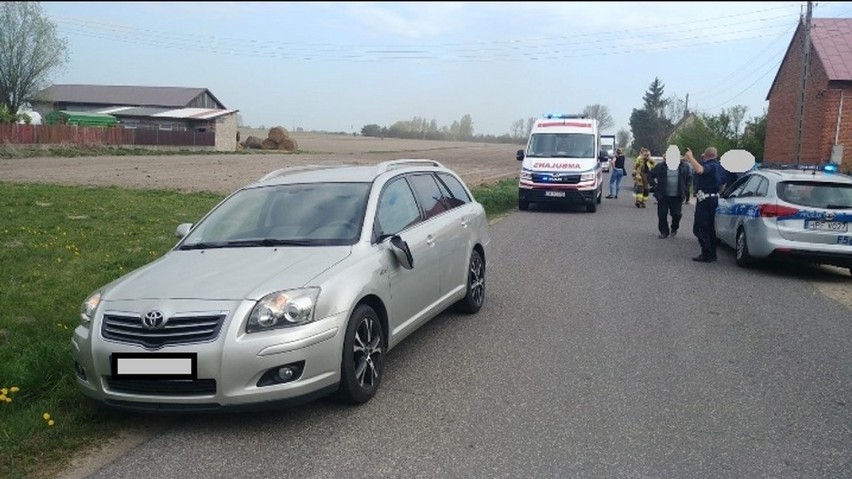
[0,124,215,147]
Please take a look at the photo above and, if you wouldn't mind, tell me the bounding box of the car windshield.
[179,182,371,249]
[777,181,852,209]
[527,133,595,158]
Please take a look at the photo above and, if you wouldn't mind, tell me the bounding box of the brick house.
[765,18,852,171]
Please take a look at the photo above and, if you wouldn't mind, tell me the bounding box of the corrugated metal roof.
[152,108,238,120]
[94,106,171,116]
[34,84,223,108]
[811,18,852,81]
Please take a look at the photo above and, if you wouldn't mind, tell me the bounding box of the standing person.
[648,155,692,238]
[683,160,694,204]
[632,148,656,208]
[683,147,726,262]
[606,148,627,199]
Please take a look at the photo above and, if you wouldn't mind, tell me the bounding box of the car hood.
[104,246,352,301]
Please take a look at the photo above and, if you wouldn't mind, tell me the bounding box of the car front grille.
[532,173,580,184]
[106,378,217,396]
[102,312,226,349]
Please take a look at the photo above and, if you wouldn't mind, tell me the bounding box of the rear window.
[777,181,852,209]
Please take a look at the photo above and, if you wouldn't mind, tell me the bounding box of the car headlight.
[581,172,596,181]
[246,288,320,333]
[80,291,102,327]
[520,170,532,180]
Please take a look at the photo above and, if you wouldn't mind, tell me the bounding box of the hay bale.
[244,136,263,149]
[261,138,278,150]
[278,138,299,151]
[268,126,289,143]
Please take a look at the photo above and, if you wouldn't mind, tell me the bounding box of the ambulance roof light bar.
[541,113,588,120]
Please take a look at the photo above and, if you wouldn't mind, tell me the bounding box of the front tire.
[334,304,385,405]
[455,249,485,314]
[519,199,529,211]
[735,228,755,267]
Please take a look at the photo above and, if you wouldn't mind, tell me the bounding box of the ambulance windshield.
[527,133,596,158]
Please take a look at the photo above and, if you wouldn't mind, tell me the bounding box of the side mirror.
[389,235,414,270]
[175,223,193,238]
[516,149,524,161]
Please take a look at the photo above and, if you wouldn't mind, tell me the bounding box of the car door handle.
[426,235,436,246]
[461,217,470,228]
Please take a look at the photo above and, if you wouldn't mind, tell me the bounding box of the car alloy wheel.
[334,304,384,404]
[735,228,754,267]
[455,249,485,314]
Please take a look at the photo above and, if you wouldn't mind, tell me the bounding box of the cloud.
[345,2,466,38]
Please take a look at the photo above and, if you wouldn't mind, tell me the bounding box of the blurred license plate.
[806,220,847,232]
[545,191,566,198]
[111,353,197,379]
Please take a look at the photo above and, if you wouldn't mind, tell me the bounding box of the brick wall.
[766,24,852,171]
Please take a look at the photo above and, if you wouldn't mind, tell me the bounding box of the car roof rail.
[376,159,446,174]
[257,164,347,182]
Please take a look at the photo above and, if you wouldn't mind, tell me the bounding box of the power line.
[705,58,785,110]
[54,18,797,63]
[50,3,803,51]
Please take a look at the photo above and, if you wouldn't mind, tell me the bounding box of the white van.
[516,114,605,212]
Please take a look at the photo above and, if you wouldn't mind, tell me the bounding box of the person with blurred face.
[683,147,726,262]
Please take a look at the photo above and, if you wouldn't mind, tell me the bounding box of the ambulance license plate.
[545,191,566,198]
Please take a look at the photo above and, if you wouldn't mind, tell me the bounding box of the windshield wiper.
[180,238,315,250]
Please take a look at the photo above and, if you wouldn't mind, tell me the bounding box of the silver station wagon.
[73,160,490,412]
[715,165,852,274]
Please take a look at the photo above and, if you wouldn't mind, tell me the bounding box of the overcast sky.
[41,1,852,136]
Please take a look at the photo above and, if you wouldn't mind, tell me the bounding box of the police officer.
[684,147,726,262]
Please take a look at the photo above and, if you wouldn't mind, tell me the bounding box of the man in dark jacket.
[648,156,692,238]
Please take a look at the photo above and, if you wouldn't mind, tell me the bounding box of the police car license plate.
[545,191,566,198]
[805,220,847,232]
[111,352,197,379]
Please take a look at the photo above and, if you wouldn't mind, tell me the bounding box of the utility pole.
[794,0,814,166]
[684,93,690,116]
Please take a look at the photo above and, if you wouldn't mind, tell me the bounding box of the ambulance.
[516,114,605,212]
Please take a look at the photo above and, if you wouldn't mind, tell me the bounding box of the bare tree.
[0,2,69,114]
[664,94,687,124]
[727,105,748,144]
[511,119,525,140]
[525,117,536,137]
[582,104,614,132]
[616,128,632,151]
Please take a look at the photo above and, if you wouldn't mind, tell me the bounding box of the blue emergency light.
[824,163,838,173]
[542,113,585,120]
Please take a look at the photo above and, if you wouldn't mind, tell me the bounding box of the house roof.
[767,18,852,100]
[811,18,852,81]
[93,106,238,121]
[35,84,226,109]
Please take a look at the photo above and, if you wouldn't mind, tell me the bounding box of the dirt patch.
[0,133,522,194]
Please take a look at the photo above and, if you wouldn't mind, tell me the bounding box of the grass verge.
[0,183,224,478]
[470,178,518,220]
[0,177,517,477]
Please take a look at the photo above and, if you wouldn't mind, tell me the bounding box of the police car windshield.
[527,133,595,158]
[777,181,852,209]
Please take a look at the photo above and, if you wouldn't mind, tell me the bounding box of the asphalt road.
[83,182,852,479]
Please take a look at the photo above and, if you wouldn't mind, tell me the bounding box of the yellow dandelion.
[48,420,55,426]
[43,413,51,420]
[0,394,6,401]
[0,388,6,395]
[10,387,19,393]
[4,397,10,403]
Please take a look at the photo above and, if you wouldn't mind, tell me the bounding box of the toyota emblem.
[824,211,836,221]
[141,310,167,329]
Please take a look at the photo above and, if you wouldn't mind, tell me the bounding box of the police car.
[715,163,852,275]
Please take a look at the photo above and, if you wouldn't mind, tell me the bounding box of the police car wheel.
[735,228,755,267]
